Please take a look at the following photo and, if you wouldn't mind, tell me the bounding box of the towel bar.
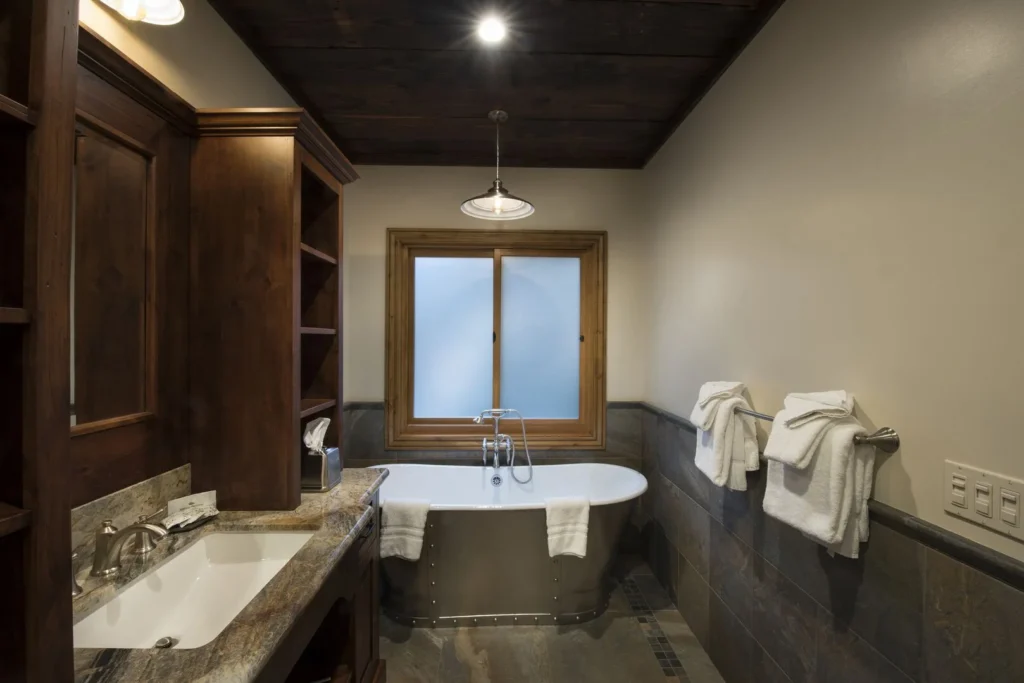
[734,407,901,454]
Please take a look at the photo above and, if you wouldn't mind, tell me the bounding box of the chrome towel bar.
[734,407,901,454]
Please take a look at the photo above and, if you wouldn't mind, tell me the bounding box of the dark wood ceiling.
[208,0,784,169]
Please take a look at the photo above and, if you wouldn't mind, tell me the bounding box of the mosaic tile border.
[621,577,690,681]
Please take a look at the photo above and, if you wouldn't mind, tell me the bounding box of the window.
[385,229,607,449]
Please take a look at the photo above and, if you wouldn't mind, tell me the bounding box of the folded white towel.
[690,381,745,431]
[783,391,854,427]
[764,391,856,469]
[763,417,874,558]
[380,498,430,561]
[546,497,590,558]
[691,386,759,492]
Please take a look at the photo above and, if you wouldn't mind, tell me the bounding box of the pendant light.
[100,0,185,25]
[460,110,535,221]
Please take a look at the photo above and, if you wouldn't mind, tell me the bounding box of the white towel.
[546,497,590,558]
[690,381,745,431]
[763,417,875,559]
[380,498,430,561]
[690,384,759,491]
[764,391,855,469]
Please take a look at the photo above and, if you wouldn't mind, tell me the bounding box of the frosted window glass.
[414,257,494,418]
[500,257,581,419]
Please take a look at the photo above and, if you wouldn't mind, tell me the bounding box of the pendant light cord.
[495,116,501,180]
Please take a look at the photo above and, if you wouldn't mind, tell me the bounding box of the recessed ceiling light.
[477,17,507,44]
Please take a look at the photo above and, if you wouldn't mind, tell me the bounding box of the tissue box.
[301,446,342,492]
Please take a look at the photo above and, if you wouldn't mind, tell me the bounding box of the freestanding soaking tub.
[373,463,648,627]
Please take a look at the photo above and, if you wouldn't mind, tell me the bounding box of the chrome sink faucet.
[91,519,168,578]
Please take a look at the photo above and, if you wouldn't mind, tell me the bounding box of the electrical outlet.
[945,460,1024,544]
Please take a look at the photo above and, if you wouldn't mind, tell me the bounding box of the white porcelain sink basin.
[74,531,313,650]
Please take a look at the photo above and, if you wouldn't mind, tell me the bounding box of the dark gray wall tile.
[669,481,711,580]
[606,407,642,459]
[822,523,923,680]
[923,547,1024,683]
[648,519,674,596]
[752,558,819,683]
[676,554,710,650]
[343,408,386,460]
[656,415,709,511]
[751,645,793,683]
[816,606,912,683]
[708,592,754,683]
[709,519,753,628]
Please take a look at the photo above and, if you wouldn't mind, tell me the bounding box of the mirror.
[70,124,153,429]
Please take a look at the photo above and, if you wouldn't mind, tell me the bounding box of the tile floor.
[381,557,725,683]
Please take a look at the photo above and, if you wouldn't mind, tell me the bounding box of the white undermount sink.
[74,531,314,650]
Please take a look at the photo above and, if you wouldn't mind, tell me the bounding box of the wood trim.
[70,411,154,438]
[76,26,196,135]
[385,229,607,450]
[75,109,157,157]
[196,109,359,184]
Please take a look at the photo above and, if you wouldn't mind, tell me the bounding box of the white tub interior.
[372,463,648,511]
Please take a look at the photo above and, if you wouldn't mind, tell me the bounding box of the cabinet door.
[351,511,380,683]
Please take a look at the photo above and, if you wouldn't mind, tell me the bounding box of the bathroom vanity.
[71,469,388,683]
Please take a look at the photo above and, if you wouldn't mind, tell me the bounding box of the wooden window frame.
[385,228,607,450]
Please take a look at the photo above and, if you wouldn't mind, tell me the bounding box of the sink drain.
[153,637,178,649]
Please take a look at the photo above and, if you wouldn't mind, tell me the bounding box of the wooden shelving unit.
[191,109,354,510]
[0,306,29,324]
[301,326,337,336]
[301,242,338,266]
[0,502,31,538]
[300,398,338,419]
[0,0,79,680]
[0,93,35,127]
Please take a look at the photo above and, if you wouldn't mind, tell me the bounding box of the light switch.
[1001,489,1020,527]
[951,473,968,508]
[975,482,993,517]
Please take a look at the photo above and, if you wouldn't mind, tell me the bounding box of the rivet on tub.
[493,617,498,623]
[431,581,436,586]
[432,600,437,605]
[553,596,559,601]
[534,617,539,623]
[430,563,435,567]
[473,618,478,625]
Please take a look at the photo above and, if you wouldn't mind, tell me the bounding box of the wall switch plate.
[945,460,1024,544]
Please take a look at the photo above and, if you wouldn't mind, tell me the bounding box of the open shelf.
[0,502,30,538]
[301,242,338,267]
[0,93,33,127]
[300,398,337,419]
[301,326,336,336]
[0,307,27,324]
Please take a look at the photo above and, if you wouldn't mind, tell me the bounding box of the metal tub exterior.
[375,464,646,627]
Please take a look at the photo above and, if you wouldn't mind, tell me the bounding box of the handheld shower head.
[473,408,510,424]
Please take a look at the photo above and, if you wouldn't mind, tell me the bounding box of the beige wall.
[342,165,650,403]
[645,0,1024,560]
[79,0,294,108]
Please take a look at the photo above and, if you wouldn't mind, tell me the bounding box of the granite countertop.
[72,468,389,683]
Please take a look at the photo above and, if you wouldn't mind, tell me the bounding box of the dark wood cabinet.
[189,110,357,510]
[280,501,385,683]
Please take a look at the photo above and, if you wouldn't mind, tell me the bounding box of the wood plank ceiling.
[208,0,785,169]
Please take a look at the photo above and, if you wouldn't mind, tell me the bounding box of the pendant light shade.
[100,0,185,25]
[460,111,535,221]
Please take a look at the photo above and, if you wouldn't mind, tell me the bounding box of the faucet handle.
[71,552,83,597]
